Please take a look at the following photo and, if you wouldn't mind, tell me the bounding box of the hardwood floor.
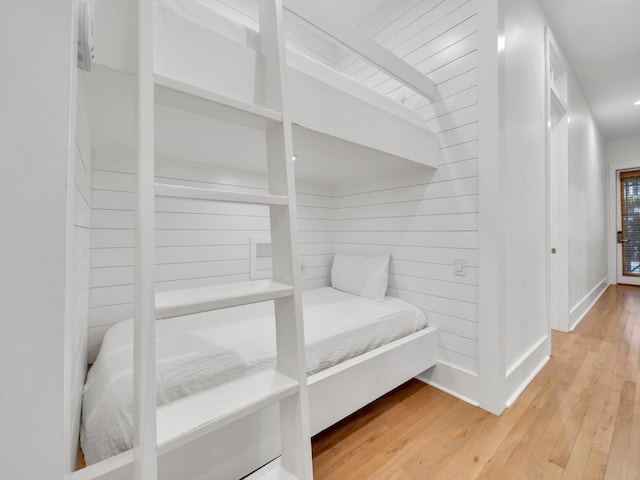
[312,284,640,480]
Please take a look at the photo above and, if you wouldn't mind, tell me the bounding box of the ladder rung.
[156,370,299,456]
[154,74,283,128]
[155,280,293,319]
[155,183,289,206]
[244,457,301,480]
[69,450,134,480]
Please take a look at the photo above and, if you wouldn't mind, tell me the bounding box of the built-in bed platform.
[78,1,442,478]
[93,0,441,172]
[78,287,437,479]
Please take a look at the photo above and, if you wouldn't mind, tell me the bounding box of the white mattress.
[80,287,427,465]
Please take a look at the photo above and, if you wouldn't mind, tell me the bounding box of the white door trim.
[608,161,640,285]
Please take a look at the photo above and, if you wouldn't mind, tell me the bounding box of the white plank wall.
[88,155,334,361]
[87,0,479,401]
[69,74,92,458]
[332,0,480,397]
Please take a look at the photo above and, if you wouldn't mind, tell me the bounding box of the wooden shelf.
[154,74,283,129]
[244,457,301,480]
[155,183,289,206]
[155,280,293,319]
[156,370,299,456]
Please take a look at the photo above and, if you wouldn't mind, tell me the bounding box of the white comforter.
[81,287,427,465]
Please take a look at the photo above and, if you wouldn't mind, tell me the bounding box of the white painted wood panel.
[87,0,479,405]
[437,122,478,148]
[337,243,479,268]
[389,260,478,285]
[404,69,478,112]
[427,158,478,182]
[427,311,478,339]
[437,347,478,374]
[92,229,271,249]
[333,212,478,232]
[421,86,478,121]
[332,0,479,399]
[89,158,334,360]
[438,330,478,359]
[333,230,477,249]
[341,0,473,76]
[388,274,478,304]
[368,25,479,95]
[387,287,477,322]
[333,177,478,208]
[440,140,478,164]
[333,195,478,219]
[425,104,478,134]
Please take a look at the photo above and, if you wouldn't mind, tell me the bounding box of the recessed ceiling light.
[292,155,297,161]
[634,100,640,106]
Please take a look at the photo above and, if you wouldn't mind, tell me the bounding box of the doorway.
[616,170,640,285]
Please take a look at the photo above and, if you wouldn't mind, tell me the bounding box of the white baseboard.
[416,362,479,407]
[569,277,609,331]
[505,335,550,407]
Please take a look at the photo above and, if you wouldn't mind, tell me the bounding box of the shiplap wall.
[332,0,480,400]
[69,74,92,458]
[88,155,333,361]
[88,0,479,401]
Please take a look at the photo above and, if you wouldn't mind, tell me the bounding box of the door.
[617,170,640,285]
[546,26,570,331]
[548,116,569,330]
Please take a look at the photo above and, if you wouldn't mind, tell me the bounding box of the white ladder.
[132,0,313,478]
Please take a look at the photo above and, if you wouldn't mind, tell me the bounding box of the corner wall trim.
[416,361,479,407]
[505,335,550,408]
[569,277,609,331]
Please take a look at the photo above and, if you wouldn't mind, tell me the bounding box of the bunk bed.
[81,284,436,465]
[76,0,442,479]
[150,1,441,169]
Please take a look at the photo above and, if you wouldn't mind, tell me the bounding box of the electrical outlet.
[453,257,467,276]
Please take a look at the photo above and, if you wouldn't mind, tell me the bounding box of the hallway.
[312,285,640,479]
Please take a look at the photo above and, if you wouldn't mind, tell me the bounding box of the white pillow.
[331,253,390,302]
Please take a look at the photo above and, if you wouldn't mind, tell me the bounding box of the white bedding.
[80,287,426,465]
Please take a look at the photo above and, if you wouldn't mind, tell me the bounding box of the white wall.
[487,0,609,408]
[500,0,550,399]
[88,156,334,361]
[0,0,76,478]
[84,0,481,406]
[607,136,640,166]
[332,0,480,403]
[566,74,608,327]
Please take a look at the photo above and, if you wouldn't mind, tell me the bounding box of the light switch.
[453,257,467,276]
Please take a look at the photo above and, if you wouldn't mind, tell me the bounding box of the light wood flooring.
[312,284,640,480]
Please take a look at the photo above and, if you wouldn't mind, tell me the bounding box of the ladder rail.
[259,0,314,477]
[134,0,158,478]
[128,0,313,478]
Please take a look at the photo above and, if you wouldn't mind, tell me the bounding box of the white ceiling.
[538,0,640,141]
[325,0,640,141]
